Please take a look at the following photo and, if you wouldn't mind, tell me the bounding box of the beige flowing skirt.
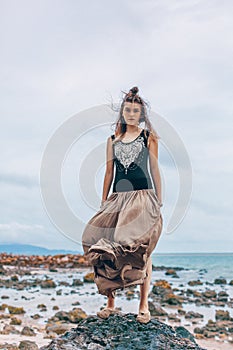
[82,189,163,298]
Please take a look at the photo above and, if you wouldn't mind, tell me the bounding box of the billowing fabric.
[82,129,163,297]
[82,189,163,298]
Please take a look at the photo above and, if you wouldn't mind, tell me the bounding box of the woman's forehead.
[124,102,141,108]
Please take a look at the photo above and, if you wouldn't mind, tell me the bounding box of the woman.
[82,86,163,323]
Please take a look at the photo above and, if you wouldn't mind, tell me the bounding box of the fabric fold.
[82,188,163,297]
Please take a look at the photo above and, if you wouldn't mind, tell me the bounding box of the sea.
[151,252,233,282]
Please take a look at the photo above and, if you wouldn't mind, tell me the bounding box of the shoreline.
[0,261,233,349]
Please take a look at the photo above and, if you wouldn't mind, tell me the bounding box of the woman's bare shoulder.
[147,131,159,149]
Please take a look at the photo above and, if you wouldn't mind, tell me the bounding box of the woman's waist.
[114,171,151,180]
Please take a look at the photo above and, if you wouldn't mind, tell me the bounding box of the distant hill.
[0,243,82,256]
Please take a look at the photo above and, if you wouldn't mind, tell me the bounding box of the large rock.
[19,340,39,350]
[39,313,205,350]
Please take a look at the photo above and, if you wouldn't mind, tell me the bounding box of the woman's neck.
[126,125,141,134]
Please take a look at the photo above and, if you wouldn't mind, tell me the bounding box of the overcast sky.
[0,0,232,253]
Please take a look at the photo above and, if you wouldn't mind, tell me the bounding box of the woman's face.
[122,102,142,127]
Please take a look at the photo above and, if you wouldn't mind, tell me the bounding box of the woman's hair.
[110,86,160,144]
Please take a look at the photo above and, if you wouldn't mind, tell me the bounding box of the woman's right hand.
[100,199,107,209]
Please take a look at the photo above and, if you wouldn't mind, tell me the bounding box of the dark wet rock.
[202,290,217,299]
[68,308,88,323]
[165,269,179,278]
[58,281,69,287]
[0,303,8,311]
[8,305,26,314]
[0,276,50,290]
[184,311,204,319]
[125,288,136,299]
[0,324,20,334]
[83,272,94,282]
[148,301,168,317]
[21,326,36,336]
[214,277,227,284]
[168,313,181,322]
[46,324,71,335]
[186,289,195,296]
[40,279,56,288]
[162,293,183,305]
[1,295,9,299]
[37,304,47,312]
[217,291,228,302]
[193,291,202,298]
[49,311,70,322]
[10,316,22,325]
[72,278,83,286]
[11,275,19,281]
[39,313,205,350]
[19,340,39,349]
[183,287,229,308]
[150,280,183,306]
[229,280,233,285]
[49,268,58,272]
[151,280,172,295]
[205,281,214,285]
[70,289,79,294]
[188,280,203,286]
[215,309,231,321]
[0,263,5,275]
[0,252,91,269]
[152,265,186,271]
[193,327,204,334]
[174,326,196,342]
[48,307,87,324]
[177,308,186,315]
[52,305,59,310]
[31,314,42,319]
[0,343,18,350]
[194,319,233,340]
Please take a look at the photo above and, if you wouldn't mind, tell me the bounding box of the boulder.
[39,313,205,350]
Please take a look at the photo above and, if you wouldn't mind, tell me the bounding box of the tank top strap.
[111,134,115,140]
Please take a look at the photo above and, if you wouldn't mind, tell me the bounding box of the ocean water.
[151,253,233,281]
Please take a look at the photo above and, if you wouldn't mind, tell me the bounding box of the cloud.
[0,0,232,252]
[0,172,38,188]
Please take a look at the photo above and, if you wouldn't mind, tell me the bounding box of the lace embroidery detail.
[113,136,145,174]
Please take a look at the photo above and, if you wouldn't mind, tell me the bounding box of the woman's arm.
[148,135,162,205]
[101,136,114,202]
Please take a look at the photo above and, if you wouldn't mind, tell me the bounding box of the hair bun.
[129,86,139,95]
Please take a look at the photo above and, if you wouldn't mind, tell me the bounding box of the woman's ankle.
[139,302,149,312]
[107,303,115,309]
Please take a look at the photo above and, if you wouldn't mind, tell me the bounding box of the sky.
[0,0,233,253]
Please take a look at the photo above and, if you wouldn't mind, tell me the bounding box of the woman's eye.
[125,108,139,112]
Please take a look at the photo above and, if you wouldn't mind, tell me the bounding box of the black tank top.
[111,129,154,192]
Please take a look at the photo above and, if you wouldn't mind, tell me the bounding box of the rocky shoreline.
[0,253,233,349]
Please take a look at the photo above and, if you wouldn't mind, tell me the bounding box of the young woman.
[82,86,163,323]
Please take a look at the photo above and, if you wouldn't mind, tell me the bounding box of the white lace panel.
[113,136,145,174]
